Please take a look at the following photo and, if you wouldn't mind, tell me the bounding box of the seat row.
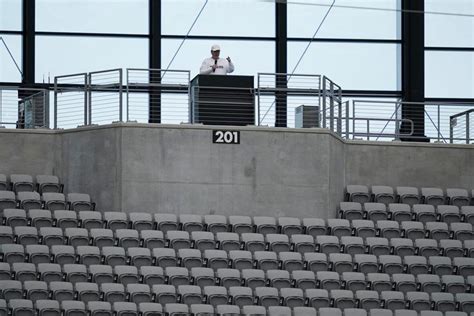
[2,282,474,313]
[0,174,63,194]
[339,202,474,224]
[1,244,474,279]
[2,239,474,274]
[1,223,472,258]
[2,211,474,245]
[0,192,95,212]
[345,185,474,207]
[1,262,474,294]
[3,301,469,316]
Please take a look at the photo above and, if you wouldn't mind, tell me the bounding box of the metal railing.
[54,72,88,129]
[88,69,123,125]
[126,68,190,124]
[257,73,322,128]
[450,109,474,144]
[0,87,49,129]
[349,100,474,142]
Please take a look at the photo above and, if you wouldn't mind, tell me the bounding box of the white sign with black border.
[212,130,240,144]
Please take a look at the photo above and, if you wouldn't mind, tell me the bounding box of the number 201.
[214,131,239,144]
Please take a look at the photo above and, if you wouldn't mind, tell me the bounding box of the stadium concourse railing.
[350,100,474,143]
[0,86,49,129]
[3,67,473,144]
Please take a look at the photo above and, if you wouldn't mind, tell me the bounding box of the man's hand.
[211,64,218,71]
[226,56,232,63]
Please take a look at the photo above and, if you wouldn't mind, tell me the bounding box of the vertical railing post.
[467,112,470,144]
[118,69,123,122]
[54,77,58,129]
[437,104,441,142]
[126,69,130,122]
[329,82,335,132]
[87,73,91,125]
[322,77,327,129]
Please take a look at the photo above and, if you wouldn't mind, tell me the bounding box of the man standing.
[199,44,235,75]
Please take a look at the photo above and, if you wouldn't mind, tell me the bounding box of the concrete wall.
[345,140,474,190]
[0,124,473,219]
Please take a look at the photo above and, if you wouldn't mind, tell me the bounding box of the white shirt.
[199,57,235,75]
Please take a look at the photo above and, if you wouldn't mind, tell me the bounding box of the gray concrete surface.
[0,123,472,219]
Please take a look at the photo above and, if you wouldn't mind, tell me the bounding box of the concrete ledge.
[0,124,472,219]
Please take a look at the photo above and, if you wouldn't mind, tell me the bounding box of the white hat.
[211,44,221,51]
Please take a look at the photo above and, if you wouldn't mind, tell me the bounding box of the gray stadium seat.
[341,236,365,255]
[372,186,396,205]
[292,270,317,290]
[396,186,420,206]
[228,216,253,234]
[17,191,42,210]
[265,234,290,253]
[49,281,74,302]
[215,305,239,315]
[89,264,114,284]
[278,217,303,236]
[90,228,115,248]
[67,193,94,211]
[78,211,103,230]
[137,303,163,316]
[76,246,101,265]
[216,232,240,252]
[421,187,445,206]
[129,212,154,231]
[203,215,228,233]
[342,272,367,291]
[165,267,190,286]
[316,271,341,290]
[380,291,406,310]
[254,286,279,307]
[189,304,214,316]
[154,214,178,233]
[388,203,412,222]
[8,299,35,316]
[166,230,192,250]
[364,203,389,222]
[438,205,462,223]
[367,273,392,292]
[141,230,165,249]
[302,253,327,273]
[64,228,89,247]
[113,302,138,316]
[41,193,66,211]
[417,274,442,293]
[415,238,440,257]
[412,204,437,223]
[291,234,315,254]
[178,214,204,232]
[339,202,364,220]
[101,246,127,266]
[330,289,356,309]
[128,247,153,268]
[36,300,60,316]
[354,254,379,274]
[327,219,352,237]
[266,269,291,289]
[329,253,353,273]
[104,212,128,231]
[75,282,100,303]
[229,250,253,270]
[87,302,112,316]
[316,235,341,254]
[63,264,88,283]
[177,285,202,305]
[254,216,278,235]
[216,269,241,289]
[14,226,39,245]
[190,231,215,251]
[191,267,216,288]
[203,286,228,306]
[241,233,265,252]
[302,218,327,237]
[366,237,390,256]
[401,221,425,240]
[253,251,279,271]
[62,301,87,316]
[28,209,53,228]
[429,256,454,276]
[228,286,253,307]
[346,185,370,203]
[116,265,141,285]
[440,239,464,258]
[36,175,62,194]
[404,255,429,275]
[352,219,378,241]
[139,266,164,286]
[355,290,380,310]
[37,263,62,282]
[10,174,34,192]
[406,291,431,311]
[305,289,330,309]
[115,229,140,249]
[203,249,228,270]
[100,283,126,303]
[3,209,27,227]
[268,306,292,316]
[431,292,456,312]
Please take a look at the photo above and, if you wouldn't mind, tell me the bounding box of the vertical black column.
[401,0,427,141]
[275,0,287,127]
[22,0,35,84]
[149,0,161,123]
